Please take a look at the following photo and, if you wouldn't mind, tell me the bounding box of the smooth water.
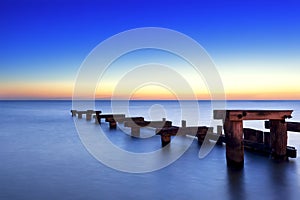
[0,100,300,200]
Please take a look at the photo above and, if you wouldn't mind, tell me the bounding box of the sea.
[0,100,300,200]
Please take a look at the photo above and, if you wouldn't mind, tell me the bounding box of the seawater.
[0,100,300,200]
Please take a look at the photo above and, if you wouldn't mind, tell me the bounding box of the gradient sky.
[1,0,300,100]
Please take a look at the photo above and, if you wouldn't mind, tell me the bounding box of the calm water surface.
[0,100,299,200]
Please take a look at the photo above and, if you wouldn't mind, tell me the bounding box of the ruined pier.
[71,109,298,169]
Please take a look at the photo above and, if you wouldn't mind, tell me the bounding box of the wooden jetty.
[124,118,172,137]
[216,128,297,158]
[156,125,215,147]
[95,113,125,126]
[71,109,298,169]
[214,110,293,169]
[71,110,100,121]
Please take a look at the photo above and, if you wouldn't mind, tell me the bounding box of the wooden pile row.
[70,109,297,159]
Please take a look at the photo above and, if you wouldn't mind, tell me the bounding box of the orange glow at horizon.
[0,81,74,99]
[1,80,300,100]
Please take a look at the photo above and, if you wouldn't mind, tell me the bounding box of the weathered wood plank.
[265,121,300,132]
[124,120,172,128]
[156,126,209,136]
[116,117,144,123]
[98,114,125,119]
[243,128,263,143]
[214,110,293,121]
[76,110,97,114]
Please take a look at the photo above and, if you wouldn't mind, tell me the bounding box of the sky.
[1,0,300,100]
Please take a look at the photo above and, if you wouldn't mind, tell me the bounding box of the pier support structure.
[269,120,288,160]
[214,110,293,169]
[223,118,244,169]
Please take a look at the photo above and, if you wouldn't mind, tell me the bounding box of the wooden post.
[95,111,101,124]
[181,120,186,128]
[131,127,140,137]
[86,114,91,120]
[71,110,77,117]
[264,132,271,147]
[196,127,209,144]
[224,118,244,169]
[78,113,82,119]
[86,110,93,121]
[109,119,117,129]
[161,133,171,147]
[94,115,99,124]
[269,120,288,160]
[216,125,223,145]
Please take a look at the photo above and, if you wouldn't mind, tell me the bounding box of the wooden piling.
[110,121,117,129]
[196,127,209,144]
[214,109,293,168]
[223,118,244,169]
[264,132,271,147]
[86,110,93,121]
[269,120,288,160]
[94,115,99,124]
[181,120,186,128]
[265,121,300,132]
[161,133,171,147]
[71,110,77,117]
[106,118,117,129]
[216,125,224,145]
[131,127,140,137]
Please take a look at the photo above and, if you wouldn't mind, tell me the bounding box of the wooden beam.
[124,120,172,128]
[243,128,263,143]
[265,121,300,132]
[116,117,144,123]
[214,110,293,121]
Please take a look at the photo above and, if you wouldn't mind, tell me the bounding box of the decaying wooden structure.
[71,109,298,169]
[214,110,293,169]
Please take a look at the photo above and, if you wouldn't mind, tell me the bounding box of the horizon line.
[1,99,300,101]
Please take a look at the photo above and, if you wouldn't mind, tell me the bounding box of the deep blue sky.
[1,0,300,99]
